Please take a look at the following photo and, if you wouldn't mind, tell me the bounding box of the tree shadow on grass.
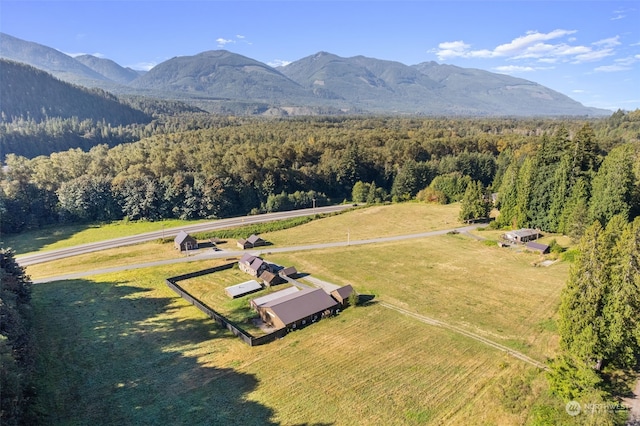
[5,223,98,255]
[30,279,278,425]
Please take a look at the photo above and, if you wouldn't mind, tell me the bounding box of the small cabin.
[237,234,267,249]
[504,228,540,244]
[330,285,355,307]
[174,231,198,251]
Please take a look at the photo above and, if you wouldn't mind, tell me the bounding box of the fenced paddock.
[166,262,287,346]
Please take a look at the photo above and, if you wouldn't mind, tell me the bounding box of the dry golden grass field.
[27,203,576,425]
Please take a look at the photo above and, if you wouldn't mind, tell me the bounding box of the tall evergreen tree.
[459,180,490,223]
[514,157,534,228]
[551,216,640,400]
[495,162,519,228]
[559,177,590,241]
[588,144,634,225]
[604,217,640,368]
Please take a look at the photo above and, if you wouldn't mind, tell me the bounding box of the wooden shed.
[259,270,283,287]
[237,234,267,249]
[278,266,298,279]
[174,231,198,251]
[526,241,550,254]
[330,285,355,307]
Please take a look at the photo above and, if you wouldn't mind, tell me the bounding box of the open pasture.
[30,261,556,425]
[265,232,569,361]
[27,203,575,425]
[262,202,460,246]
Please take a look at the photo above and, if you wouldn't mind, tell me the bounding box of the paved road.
[31,224,482,284]
[17,204,353,267]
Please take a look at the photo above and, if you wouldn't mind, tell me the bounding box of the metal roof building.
[225,280,263,299]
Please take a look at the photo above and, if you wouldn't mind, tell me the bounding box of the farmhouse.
[237,234,267,249]
[257,288,339,330]
[174,231,198,251]
[250,286,300,310]
[238,253,270,277]
[526,241,550,254]
[330,285,355,307]
[504,228,540,244]
[225,279,263,298]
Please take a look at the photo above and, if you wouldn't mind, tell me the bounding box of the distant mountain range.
[0,32,610,116]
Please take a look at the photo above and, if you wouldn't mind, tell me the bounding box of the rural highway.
[29,224,482,284]
[16,204,354,267]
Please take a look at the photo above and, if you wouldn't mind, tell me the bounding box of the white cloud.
[267,59,291,67]
[572,89,586,93]
[593,54,639,72]
[493,29,576,57]
[216,38,235,47]
[493,65,536,73]
[593,36,621,48]
[595,64,632,72]
[435,29,620,65]
[435,40,471,59]
[573,48,615,63]
[236,34,245,39]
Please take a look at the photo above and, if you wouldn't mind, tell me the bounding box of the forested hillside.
[1,113,639,235]
[0,60,150,124]
[0,59,214,158]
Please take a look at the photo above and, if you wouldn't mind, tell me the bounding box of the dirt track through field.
[379,301,549,370]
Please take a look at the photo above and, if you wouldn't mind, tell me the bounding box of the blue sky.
[1,0,639,111]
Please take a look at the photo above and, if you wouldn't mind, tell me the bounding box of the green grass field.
[4,218,200,256]
[26,203,579,425]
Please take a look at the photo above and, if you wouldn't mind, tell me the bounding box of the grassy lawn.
[30,260,568,425]
[5,218,200,256]
[265,233,569,361]
[24,240,187,280]
[261,202,461,246]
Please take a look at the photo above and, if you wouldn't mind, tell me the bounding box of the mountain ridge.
[0,32,609,116]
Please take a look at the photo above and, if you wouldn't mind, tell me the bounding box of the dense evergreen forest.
[1,113,640,236]
[0,249,34,425]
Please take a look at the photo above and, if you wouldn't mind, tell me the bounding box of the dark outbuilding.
[526,241,550,254]
[174,231,198,251]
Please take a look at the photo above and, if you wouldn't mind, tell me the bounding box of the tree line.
[1,114,639,236]
[0,249,34,425]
